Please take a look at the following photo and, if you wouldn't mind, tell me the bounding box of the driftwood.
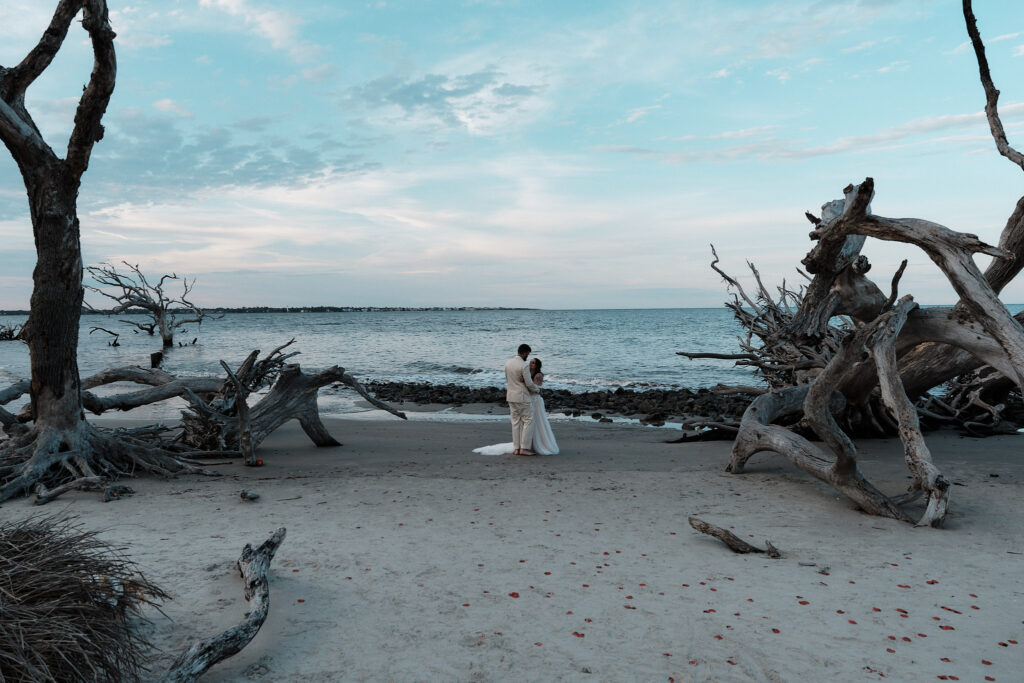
[0,343,405,504]
[86,261,221,348]
[164,527,286,682]
[688,517,780,558]
[678,2,1024,527]
[0,322,23,341]
[710,180,1021,527]
[89,326,120,346]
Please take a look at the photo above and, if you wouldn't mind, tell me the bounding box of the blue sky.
[1,0,1023,309]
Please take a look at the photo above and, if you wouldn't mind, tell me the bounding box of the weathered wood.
[866,297,950,527]
[163,528,286,683]
[688,517,780,557]
[730,384,910,521]
[963,0,1024,171]
[86,261,220,347]
[220,360,255,466]
[0,1,132,504]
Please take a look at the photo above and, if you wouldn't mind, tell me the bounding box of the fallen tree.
[1,340,406,502]
[679,1,1024,526]
[0,322,23,341]
[0,4,407,506]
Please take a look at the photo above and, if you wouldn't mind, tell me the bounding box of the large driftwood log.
[706,177,1022,525]
[164,528,286,682]
[181,361,406,456]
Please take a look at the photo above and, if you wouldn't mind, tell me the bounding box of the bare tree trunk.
[158,311,173,348]
[25,178,86,433]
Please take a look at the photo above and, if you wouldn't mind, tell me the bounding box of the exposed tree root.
[0,420,210,505]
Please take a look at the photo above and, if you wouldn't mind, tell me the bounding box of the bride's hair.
[531,357,542,378]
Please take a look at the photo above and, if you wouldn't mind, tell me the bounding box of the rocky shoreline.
[365,381,756,426]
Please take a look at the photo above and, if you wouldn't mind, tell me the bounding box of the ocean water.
[0,309,753,418]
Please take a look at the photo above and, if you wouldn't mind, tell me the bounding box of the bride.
[474,358,559,456]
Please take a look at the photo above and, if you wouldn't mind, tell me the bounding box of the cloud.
[949,40,969,55]
[601,102,1024,164]
[78,108,368,208]
[152,98,194,118]
[198,0,323,62]
[842,38,885,53]
[710,68,731,78]
[301,64,339,83]
[1015,45,1024,57]
[620,105,661,125]
[345,67,545,135]
[877,60,910,73]
[672,125,776,142]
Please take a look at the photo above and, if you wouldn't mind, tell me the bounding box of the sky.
[1,0,1023,310]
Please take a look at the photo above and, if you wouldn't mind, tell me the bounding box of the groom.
[505,343,540,456]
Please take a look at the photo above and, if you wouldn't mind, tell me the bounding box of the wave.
[403,360,486,375]
[545,375,678,390]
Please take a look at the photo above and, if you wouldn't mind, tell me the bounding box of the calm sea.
[0,309,752,418]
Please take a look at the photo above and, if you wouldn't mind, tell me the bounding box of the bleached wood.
[163,528,286,683]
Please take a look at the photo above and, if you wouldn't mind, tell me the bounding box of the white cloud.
[198,0,323,62]
[301,64,339,83]
[710,68,731,78]
[1014,45,1024,57]
[152,98,194,118]
[948,40,971,55]
[621,104,661,125]
[603,102,1024,164]
[877,60,910,73]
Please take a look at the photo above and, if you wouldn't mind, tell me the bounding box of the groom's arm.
[521,363,540,394]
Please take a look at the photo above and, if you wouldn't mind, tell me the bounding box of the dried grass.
[0,515,167,682]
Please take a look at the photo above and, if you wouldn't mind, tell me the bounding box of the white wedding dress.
[474,393,559,456]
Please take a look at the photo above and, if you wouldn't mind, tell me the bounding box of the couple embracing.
[474,343,559,456]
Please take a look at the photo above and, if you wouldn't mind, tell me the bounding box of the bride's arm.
[533,372,544,387]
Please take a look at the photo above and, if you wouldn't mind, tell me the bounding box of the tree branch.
[963,0,1024,171]
[65,0,116,181]
[3,0,81,101]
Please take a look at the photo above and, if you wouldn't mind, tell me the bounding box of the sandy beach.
[1,413,1021,682]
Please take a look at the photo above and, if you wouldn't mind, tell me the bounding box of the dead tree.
[86,261,219,348]
[0,322,23,341]
[0,1,202,504]
[0,6,405,509]
[0,341,406,502]
[680,2,1024,526]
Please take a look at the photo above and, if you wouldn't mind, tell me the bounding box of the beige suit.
[505,355,540,451]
